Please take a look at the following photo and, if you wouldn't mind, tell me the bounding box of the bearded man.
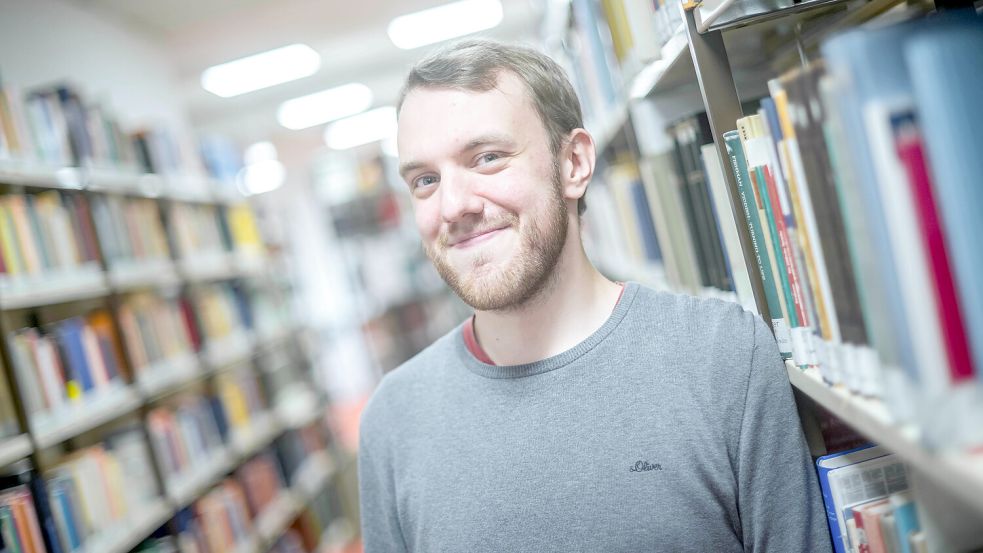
[357,39,832,553]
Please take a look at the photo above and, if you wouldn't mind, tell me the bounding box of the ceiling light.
[202,44,320,98]
[388,0,504,50]
[277,83,374,130]
[324,107,398,150]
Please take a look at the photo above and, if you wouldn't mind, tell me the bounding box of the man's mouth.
[448,225,508,248]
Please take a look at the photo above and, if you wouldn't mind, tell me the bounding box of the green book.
[723,130,792,358]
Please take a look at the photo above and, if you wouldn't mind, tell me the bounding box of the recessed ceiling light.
[387,0,504,50]
[324,107,398,150]
[277,84,374,130]
[202,44,320,98]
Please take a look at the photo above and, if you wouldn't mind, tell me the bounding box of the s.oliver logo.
[629,460,662,472]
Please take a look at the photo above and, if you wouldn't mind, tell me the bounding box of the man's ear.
[558,128,595,204]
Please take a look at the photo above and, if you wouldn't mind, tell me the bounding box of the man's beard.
[424,168,569,312]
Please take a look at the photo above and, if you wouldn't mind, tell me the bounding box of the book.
[816,445,909,553]
[904,14,983,388]
[722,130,792,357]
[700,143,755,312]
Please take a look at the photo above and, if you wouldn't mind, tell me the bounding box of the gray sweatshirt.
[358,282,832,552]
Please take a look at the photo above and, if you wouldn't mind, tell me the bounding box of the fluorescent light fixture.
[388,0,504,50]
[202,44,320,98]
[324,106,398,150]
[277,83,373,130]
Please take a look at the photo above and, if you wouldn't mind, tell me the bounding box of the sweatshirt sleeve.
[358,407,409,553]
[737,316,833,553]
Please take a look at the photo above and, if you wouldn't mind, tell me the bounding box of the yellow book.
[6,195,41,274]
[0,198,25,275]
[228,203,263,252]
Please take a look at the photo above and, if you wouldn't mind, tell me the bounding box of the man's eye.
[414,175,439,188]
[477,152,500,165]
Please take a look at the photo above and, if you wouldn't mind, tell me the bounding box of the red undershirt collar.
[462,283,626,366]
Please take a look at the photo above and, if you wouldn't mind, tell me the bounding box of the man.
[358,39,831,552]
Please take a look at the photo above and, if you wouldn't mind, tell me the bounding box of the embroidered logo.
[629,460,662,473]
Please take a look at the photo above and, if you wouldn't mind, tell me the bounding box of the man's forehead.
[399,72,532,117]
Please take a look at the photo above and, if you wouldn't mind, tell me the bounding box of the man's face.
[397,72,570,311]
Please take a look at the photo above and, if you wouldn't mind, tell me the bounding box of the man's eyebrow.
[461,134,515,152]
[399,160,426,180]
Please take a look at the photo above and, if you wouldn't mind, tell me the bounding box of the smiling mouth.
[450,226,507,248]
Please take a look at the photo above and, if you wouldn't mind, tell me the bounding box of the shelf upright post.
[682,2,771,326]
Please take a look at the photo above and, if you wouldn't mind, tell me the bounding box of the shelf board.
[787,363,983,517]
[630,30,694,99]
[0,163,85,190]
[256,491,303,543]
[107,258,180,290]
[233,251,267,277]
[84,168,161,198]
[230,413,282,460]
[699,0,849,33]
[178,252,236,281]
[0,265,108,309]
[0,434,33,467]
[166,447,234,507]
[136,352,203,398]
[80,499,173,553]
[202,330,254,370]
[31,384,142,449]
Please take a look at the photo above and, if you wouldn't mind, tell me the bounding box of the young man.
[358,39,831,552]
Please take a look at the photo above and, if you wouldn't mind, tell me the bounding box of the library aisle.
[1,0,982,552]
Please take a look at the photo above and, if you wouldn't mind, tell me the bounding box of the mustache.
[439,215,518,247]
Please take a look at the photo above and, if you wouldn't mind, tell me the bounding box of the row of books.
[0,191,100,279]
[43,427,160,552]
[717,12,983,450]
[119,292,197,381]
[0,369,20,439]
[176,479,254,553]
[0,188,267,286]
[817,445,927,553]
[147,397,227,487]
[0,425,161,553]
[91,195,170,268]
[600,0,684,70]
[0,82,206,180]
[7,310,126,421]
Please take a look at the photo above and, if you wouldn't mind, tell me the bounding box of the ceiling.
[74,0,547,147]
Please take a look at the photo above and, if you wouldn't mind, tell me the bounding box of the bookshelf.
[553,0,983,548]
[0,134,350,551]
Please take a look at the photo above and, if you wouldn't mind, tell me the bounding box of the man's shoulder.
[630,283,760,340]
[359,322,463,442]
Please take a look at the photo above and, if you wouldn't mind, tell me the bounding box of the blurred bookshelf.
[0,80,360,552]
[546,0,983,549]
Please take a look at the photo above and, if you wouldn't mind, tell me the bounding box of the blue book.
[821,23,920,385]
[54,318,93,394]
[904,13,983,386]
[47,476,80,552]
[890,491,921,553]
[816,444,911,553]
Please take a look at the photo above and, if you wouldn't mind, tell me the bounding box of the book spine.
[723,130,792,357]
[894,118,975,383]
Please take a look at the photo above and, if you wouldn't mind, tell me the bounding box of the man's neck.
[472,240,623,366]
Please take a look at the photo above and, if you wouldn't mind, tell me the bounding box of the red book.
[895,120,975,382]
[763,164,810,327]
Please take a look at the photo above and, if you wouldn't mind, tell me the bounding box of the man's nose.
[439,170,483,223]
